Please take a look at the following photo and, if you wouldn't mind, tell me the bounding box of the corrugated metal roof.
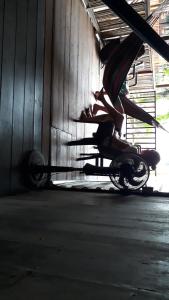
[83,0,148,40]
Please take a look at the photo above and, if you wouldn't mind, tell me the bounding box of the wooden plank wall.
[42,0,54,164]
[0,0,101,194]
[51,0,101,180]
[0,0,45,195]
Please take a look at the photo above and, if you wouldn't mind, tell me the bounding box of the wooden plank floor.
[0,190,169,299]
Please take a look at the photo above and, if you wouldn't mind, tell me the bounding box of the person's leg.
[94,89,125,114]
[92,103,108,116]
[93,91,124,134]
[77,111,114,124]
[114,96,124,115]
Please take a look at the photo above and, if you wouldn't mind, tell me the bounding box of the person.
[79,89,124,136]
[101,39,162,129]
[99,39,145,66]
[140,149,160,170]
[75,90,161,170]
[73,38,161,169]
[77,90,139,153]
[85,43,158,133]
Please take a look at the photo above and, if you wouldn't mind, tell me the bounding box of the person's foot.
[92,104,98,116]
[79,110,87,122]
[85,107,92,118]
[92,91,104,103]
[93,91,100,100]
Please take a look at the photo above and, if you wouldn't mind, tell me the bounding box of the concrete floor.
[1,189,169,299]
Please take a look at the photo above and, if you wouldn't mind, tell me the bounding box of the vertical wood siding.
[51,0,101,180]
[0,0,101,194]
[0,0,45,195]
[42,0,54,163]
